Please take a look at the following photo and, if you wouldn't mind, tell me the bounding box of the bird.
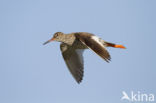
[43,32,126,83]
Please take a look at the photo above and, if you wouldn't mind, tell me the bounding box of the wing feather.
[76,34,111,62]
[60,43,84,83]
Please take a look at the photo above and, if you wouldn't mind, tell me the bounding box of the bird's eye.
[54,33,58,37]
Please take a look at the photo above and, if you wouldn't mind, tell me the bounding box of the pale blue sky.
[0,0,156,103]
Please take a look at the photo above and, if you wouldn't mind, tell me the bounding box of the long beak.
[43,38,54,45]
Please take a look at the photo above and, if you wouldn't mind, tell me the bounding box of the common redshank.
[43,32,126,83]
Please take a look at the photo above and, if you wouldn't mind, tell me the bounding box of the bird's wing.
[76,34,111,62]
[60,43,84,83]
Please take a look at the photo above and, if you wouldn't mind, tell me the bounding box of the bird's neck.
[60,34,76,45]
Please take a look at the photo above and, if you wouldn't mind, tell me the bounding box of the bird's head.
[43,32,64,45]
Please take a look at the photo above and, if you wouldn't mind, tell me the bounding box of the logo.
[121,91,155,102]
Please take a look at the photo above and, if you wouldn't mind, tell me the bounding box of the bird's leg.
[105,42,126,49]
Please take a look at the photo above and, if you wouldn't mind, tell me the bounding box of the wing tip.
[76,78,83,84]
[104,54,111,63]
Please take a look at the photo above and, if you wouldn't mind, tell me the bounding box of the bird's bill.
[43,38,54,45]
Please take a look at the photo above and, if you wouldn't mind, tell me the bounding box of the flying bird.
[43,32,126,83]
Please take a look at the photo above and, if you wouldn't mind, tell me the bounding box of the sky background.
[0,0,156,103]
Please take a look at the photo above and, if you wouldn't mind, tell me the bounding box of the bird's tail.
[105,42,126,49]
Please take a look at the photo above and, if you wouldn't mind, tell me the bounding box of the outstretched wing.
[76,34,111,62]
[60,43,84,83]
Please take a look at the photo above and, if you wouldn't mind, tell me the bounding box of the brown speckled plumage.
[43,32,126,83]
